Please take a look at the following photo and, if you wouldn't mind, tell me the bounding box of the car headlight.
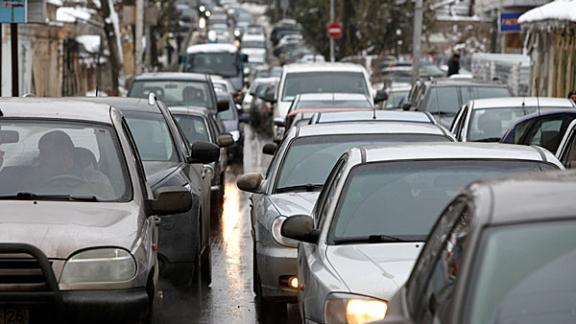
[324,293,388,324]
[230,130,240,142]
[61,248,137,284]
[271,216,299,248]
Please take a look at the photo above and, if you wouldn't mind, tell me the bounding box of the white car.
[241,34,267,64]
[272,63,374,141]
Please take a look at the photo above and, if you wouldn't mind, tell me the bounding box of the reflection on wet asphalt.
[153,125,299,323]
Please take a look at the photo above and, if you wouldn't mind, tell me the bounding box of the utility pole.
[411,0,423,85]
[135,0,144,74]
[10,23,18,97]
[0,24,3,97]
[330,0,335,62]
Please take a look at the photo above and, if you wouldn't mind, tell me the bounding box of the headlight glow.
[271,216,299,248]
[61,248,136,284]
[324,293,388,324]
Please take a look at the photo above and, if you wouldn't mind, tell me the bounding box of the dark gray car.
[0,98,192,323]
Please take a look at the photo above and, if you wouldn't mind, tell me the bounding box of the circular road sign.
[327,22,343,39]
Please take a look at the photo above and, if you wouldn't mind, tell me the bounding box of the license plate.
[0,309,29,324]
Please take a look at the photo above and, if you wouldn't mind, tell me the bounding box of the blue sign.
[500,12,522,33]
[0,0,26,24]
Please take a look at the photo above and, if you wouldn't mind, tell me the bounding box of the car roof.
[283,63,367,73]
[169,106,210,117]
[241,34,265,41]
[297,93,370,101]
[469,171,576,226]
[186,43,238,54]
[294,122,450,138]
[70,97,161,114]
[470,97,576,109]
[134,72,209,82]
[0,98,113,124]
[360,142,559,165]
[313,111,434,124]
[428,79,509,87]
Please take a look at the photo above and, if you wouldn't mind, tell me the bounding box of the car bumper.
[256,244,298,301]
[62,288,150,323]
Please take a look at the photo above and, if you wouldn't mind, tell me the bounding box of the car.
[241,34,267,65]
[383,86,412,110]
[450,97,575,142]
[381,170,575,324]
[280,143,564,324]
[555,118,576,168]
[169,106,234,218]
[405,79,513,127]
[268,63,381,141]
[0,98,193,323]
[297,53,326,64]
[216,90,245,162]
[308,110,437,125]
[250,79,278,129]
[77,96,220,287]
[181,43,249,96]
[128,72,225,112]
[210,75,236,96]
[500,110,576,154]
[235,122,455,323]
[284,93,374,130]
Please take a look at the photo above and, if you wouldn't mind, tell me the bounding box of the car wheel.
[254,269,287,324]
[200,242,212,286]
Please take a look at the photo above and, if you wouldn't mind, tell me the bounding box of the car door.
[557,119,576,168]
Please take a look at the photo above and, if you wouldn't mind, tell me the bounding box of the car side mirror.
[149,186,192,216]
[217,98,231,112]
[402,103,411,111]
[281,215,318,244]
[262,143,278,155]
[0,130,19,144]
[236,173,263,193]
[241,54,249,63]
[189,141,220,164]
[374,89,388,104]
[217,133,234,147]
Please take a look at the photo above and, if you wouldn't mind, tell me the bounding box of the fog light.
[279,275,299,289]
[289,277,299,289]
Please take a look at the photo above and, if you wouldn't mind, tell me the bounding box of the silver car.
[236,122,455,323]
[0,98,192,323]
[281,143,564,324]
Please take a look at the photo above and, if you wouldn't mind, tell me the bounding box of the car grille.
[0,255,52,292]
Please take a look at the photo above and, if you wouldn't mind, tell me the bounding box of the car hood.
[143,161,181,187]
[269,191,320,216]
[326,243,422,300]
[0,201,141,259]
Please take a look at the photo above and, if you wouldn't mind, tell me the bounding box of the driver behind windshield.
[19,130,113,198]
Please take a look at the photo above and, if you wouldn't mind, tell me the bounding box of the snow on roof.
[56,7,93,23]
[76,35,101,53]
[186,43,238,54]
[47,0,63,6]
[519,0,576,24]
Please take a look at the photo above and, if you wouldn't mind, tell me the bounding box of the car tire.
[254,253,287,324]
[200,242,212,286]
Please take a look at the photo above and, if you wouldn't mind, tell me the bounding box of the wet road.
[152,125,299,323]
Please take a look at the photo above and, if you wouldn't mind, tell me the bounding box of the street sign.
[327,22,342,39]
[0,0,27,24]
[500,12,522,33]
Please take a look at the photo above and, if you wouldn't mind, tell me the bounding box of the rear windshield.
[125,112,179,162]
[274,134,451,193]
[129,80,215,110]
[295,99,372,110]
[282,72,369,101]
[173,115,211,144]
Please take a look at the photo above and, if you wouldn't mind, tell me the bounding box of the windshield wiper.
[333,234,409,245]
[275,184,323,193]
[0,192,100,202]
[475,137,501,143]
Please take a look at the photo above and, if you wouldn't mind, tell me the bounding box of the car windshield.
[0,120,131,201]
[125,112,178,162]
[468,107,568,142]
[385,90,410,109]
[282,72,369,101]
[295,99,372,110]
[274,134,451,192]
[173,115,211,144]
[468,221,576,324]
[128,80,215,109]
[329,160,556,243]
[185,52,240,77]
[242,41,266,48]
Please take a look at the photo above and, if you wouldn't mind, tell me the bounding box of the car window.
[385,90,410,110]
[427,87,460,114]
[474,87,511,99]
[406,197,469,318]
[461,87,473,105]
[282,72,369,101]
[0,120,131,201]
[173,115,211,144]
[125,112,179,162]
[528,118,563,151]
[314,157,347,228]
[184,52,240,78]
[128,80,215,109]
[467,221,576,324]
[420,206,471,323]
[561,128,576,168]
